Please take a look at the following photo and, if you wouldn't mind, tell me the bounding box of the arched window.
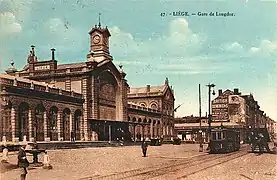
[1,103,12,141]
[150,103,158,110]
[62,108,71,141]
[74,109,82,140]
[18,102,29,141]
[49,106,58,141]
[34,104,45,141]
[140,103,146,107]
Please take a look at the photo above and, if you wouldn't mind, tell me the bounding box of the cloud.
[0,0,34,20]
[110,18,210,75]
[110,18,205,58]
[110,19,266,76]
[109,26,139,56]
[249,39,277,56]
[48,18,65,33]
[0,12,22,36]
[42,18,85,52]
[167,18,203,48]
[111,18,276,76]
[221,42,244,52]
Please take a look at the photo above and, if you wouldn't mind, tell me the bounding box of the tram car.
[209,128,240,154]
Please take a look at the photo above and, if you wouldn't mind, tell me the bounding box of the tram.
[209,128,240,154]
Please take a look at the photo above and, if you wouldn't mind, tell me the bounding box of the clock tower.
[87,23,112,63]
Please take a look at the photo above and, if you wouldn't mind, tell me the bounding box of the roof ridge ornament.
[11,60,14,67]
[98,13,101,28]
[165,77,169,85]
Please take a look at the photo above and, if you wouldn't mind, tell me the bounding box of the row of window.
[212,104,228,108]
[213,99,228,104]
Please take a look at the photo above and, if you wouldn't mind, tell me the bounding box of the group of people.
[249,131,270,154]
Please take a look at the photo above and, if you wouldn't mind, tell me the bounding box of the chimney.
[51,48,55,60]
[234,88,239,95]
[218,89,222,96]
[146,85,150,92]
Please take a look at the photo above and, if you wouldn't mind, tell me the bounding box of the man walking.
[141,139,148,157]
[18,144,29,180]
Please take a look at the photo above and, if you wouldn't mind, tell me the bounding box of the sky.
[0,0,276,120]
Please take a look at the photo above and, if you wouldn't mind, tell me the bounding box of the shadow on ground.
[0,161,18,173]
[0,161,44,173]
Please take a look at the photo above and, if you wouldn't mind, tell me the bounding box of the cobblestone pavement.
[1,143,276,180]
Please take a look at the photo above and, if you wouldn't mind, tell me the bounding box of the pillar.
[11,106,18,142]
[150,122,153,139]
[157,124,160,137]
[148,124,151,139]
[65,77,71,91]
[69,112,73,139]
[108,124,111,142]
[82,77,89,141]
[133,125,136,141]
[44,111,50,142]
[57,111,62,141]
[142,125,145,140]
[28,109,33,142]
[91,76,99,120]
[80,116,84,141]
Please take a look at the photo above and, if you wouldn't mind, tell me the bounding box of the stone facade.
[0,74,84,142]
[212,88,270,129]
[127,80,175,140]
[0,24,175,142]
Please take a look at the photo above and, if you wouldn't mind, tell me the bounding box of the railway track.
[79,146,248,180]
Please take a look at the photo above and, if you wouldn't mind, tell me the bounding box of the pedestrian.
[250,131,258,152]
[18,144,29,180]
[259,133,270,153]
[1,145,8,163]
[43,151,53,169]
[71,131,75,142]
[141,139,148,157]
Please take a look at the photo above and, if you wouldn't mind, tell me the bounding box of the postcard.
[0,0,276,180]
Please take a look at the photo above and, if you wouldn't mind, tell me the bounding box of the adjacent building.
[0,23,175,143]
[174,88,275,143]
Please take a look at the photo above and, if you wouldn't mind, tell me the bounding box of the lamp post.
[206,83,215,151]
[199,84,203,152]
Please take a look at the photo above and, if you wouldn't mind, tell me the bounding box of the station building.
[0,23,175,143]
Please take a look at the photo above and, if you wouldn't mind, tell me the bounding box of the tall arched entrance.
[97,70,118,121]
[48,106,58,141]
[34,104,45,141]
[74,109,82,140]
[18,102,29,141]
[62,108,70,141]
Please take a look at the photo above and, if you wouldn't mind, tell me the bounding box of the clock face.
[93,35,101,44]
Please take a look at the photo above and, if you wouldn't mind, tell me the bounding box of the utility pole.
[199,84,203,152]
[206,83,215,151]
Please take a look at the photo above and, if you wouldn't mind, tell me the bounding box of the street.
[1,143,276,180]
